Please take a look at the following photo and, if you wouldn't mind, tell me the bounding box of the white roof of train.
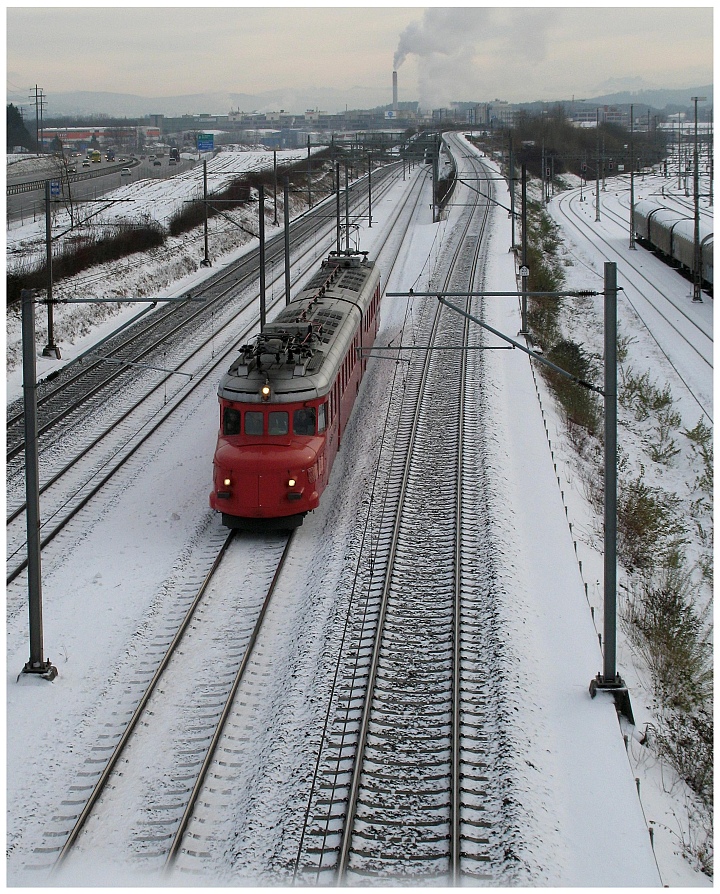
[218,251,380,404]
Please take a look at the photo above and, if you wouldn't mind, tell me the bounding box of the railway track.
[293,141,521,884]
[14,165,433,882]
[38,530,294,876]
[554,186,713,422]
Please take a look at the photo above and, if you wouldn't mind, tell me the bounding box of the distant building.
[39,125,161,150]
[570,106,629,127]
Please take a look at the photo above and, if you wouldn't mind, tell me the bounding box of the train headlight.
[223,478,232,487]
[261,380,271,401]
[288,478,296,488]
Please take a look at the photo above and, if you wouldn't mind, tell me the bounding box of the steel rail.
[450,147,493,883]
[53,530,237,867]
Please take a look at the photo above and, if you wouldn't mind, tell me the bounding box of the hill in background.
[6,84,713,121]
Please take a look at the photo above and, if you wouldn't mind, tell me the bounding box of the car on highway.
[121,168,131,176]
[82,160,90,167]
[153,160,161,166]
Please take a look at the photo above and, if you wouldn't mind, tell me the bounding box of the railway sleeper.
[356,768,449,784]
[462,817,493,829]
[133,831,175,843]
[349,847,450,861]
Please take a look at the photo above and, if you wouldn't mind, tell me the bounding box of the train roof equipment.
[219,250,379,404]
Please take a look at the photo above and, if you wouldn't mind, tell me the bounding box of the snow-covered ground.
[5,142,712,886]
[543,166,713,887]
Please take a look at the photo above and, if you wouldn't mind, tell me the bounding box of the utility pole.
[509,133,515,248]
[520,164,529,334]
[331,134,336,193]
[30,85,46,153]
[335,163,342,254]
[307,136,312,209]
[344,164,350,253]
[595,109,601,222]
[629,104,636,250]
[273,149,278,226]
[42,182,61,358]
[602,261,618,686]
[202,160,210,266]
[708,109,714,206]
[21,288,58,681]
[691,96,706,302]
[18,288,204,683]
[258,184,266,328]
[432,134,439,222]
[367,152,372,227]
[283,176,291,306]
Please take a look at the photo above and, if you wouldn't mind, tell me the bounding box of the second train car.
[210,249,381,529]
[633,199,713,291]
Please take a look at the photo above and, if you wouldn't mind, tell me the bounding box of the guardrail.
[7,157,142,196]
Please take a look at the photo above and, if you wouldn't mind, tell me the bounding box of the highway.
[6,153,196,225]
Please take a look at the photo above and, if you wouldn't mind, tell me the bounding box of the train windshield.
[223,407,241,435]
[293,407,316,435]
[225,407,318,437]
[244,411,263,435]
[269,411,289,435]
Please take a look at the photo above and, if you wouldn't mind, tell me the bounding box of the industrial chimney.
[392,70,398,111]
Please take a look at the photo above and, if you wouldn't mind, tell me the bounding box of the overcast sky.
[6,4,714,110]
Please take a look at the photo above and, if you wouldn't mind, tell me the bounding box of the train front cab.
[211,399,328,530]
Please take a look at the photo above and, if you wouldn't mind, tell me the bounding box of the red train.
[210,250,382,529]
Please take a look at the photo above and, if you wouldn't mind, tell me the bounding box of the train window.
[318,402,326,433]
[293,407,316,436]
[245,411,263,436]
[269,411,289,435]
[223,407,241,436]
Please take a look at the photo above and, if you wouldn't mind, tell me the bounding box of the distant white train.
[633,200,713,293]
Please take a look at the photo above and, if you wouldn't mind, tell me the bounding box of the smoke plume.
[393,8,557,107]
